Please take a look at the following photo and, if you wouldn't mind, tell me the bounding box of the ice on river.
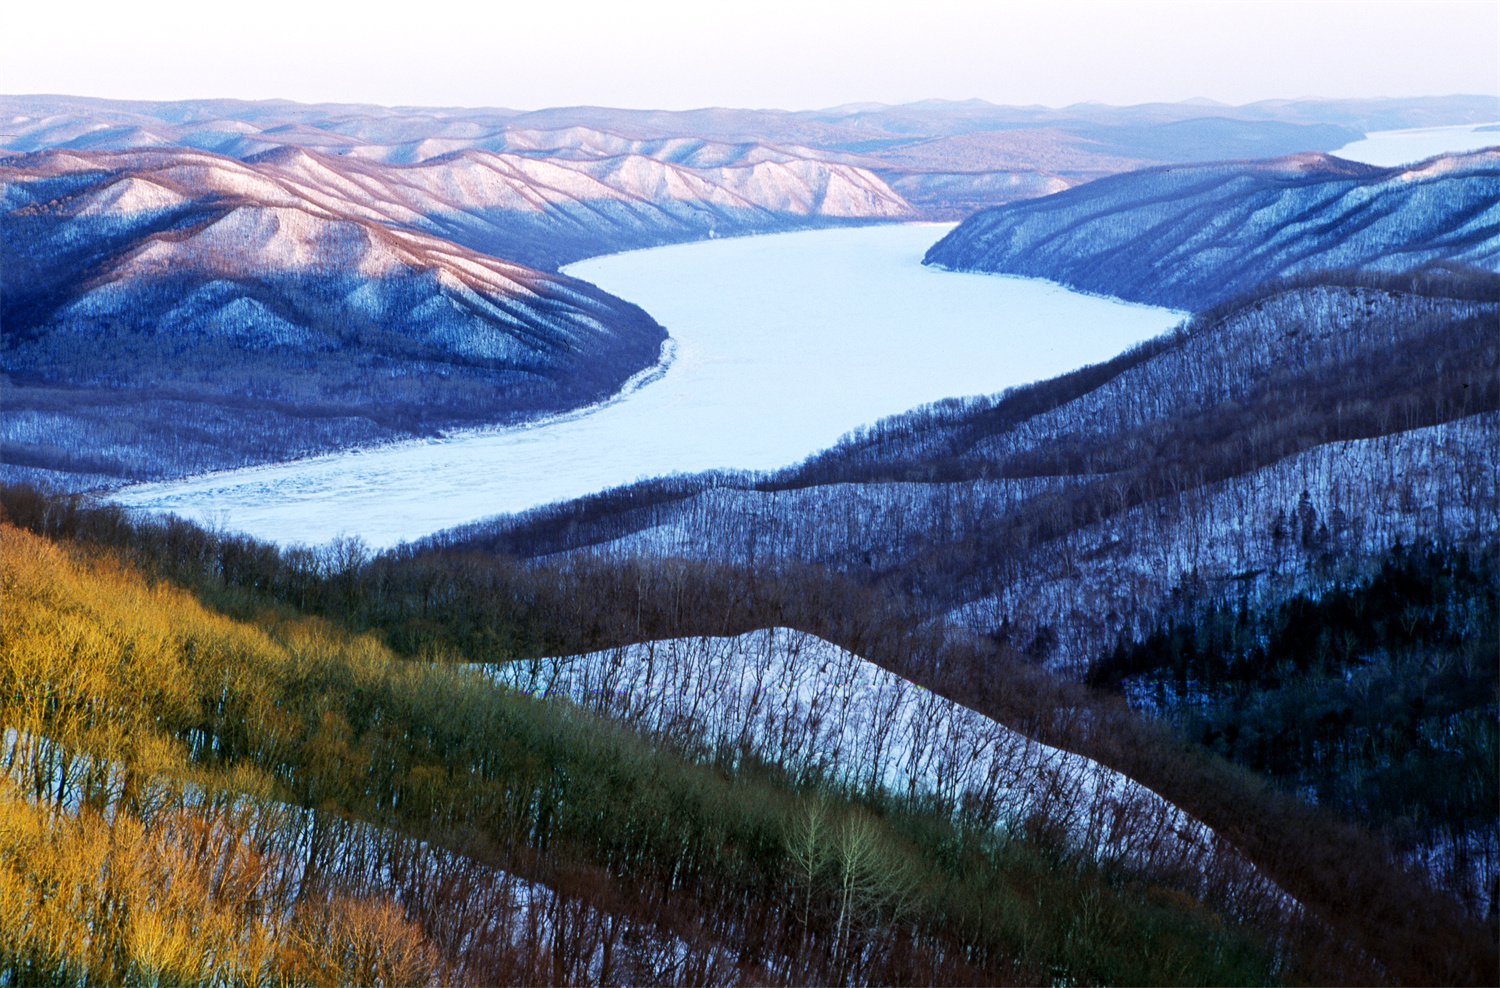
[1332,121,1500,167]
[111,224,1181,547]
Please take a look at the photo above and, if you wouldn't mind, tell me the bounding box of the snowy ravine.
[495,627,1296,921]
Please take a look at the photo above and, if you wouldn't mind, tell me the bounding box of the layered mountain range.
[925,149,1500,309]
[0,105,961,488]
[3,97,1496,491]
[7,94,1496,217]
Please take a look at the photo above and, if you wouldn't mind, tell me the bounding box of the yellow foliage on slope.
[0,777,435,985]
[0,522,439,985]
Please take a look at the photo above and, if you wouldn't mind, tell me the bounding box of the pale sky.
[3,0,1496,111]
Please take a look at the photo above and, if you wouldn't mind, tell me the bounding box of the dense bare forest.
[3,482,1495,985]
[430,268,1498,655]
[399,264,1500,973]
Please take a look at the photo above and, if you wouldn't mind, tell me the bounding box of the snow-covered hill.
[0,138,926,491]
[0,149,667,483]
[3,144,915,272]
[497,627,1293,915]
[924,150,1500,309]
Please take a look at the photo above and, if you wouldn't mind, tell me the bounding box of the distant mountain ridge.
[10,94,1494,218]
[7,144,913,271]
[924,149,1500,309]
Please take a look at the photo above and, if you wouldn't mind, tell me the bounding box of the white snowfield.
[497,627,1296,920]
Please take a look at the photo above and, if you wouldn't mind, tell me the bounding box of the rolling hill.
[924,149,1500,309]
[2,92,1498,986]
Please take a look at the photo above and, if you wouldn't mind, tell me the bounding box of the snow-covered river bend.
[112,223,1182,547]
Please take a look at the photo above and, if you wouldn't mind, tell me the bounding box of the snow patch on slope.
[496,627,1295,916]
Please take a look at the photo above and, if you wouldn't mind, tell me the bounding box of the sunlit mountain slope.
[925,149,1500,308]
[0,148,667,483]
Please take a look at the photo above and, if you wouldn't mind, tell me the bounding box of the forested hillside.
[4,484,1494,985]
[414,266,1500,936]
[0,505,1287,986]
[4,252,1495,984]
[924,149,1500,308]
[427,268,1498,668]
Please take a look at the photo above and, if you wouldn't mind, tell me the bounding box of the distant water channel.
[113,224,1182,547]
[1331,121,1499,167]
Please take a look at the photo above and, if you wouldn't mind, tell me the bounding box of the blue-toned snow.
[111,224,1182,547]
[1332,121,1500,167]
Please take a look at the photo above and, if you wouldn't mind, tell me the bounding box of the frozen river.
[1332,121,1498,166]
[112,223,1183,547]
